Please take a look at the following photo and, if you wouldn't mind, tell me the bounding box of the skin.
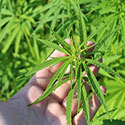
[0,41,106,125]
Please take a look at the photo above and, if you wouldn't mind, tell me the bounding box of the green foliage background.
[0,0,125,124]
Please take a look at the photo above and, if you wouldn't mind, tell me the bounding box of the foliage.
[0,0,125,124]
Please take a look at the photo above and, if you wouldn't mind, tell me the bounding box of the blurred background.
[0,0,125,124]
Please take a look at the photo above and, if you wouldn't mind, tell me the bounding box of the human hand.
[5,41,106,125]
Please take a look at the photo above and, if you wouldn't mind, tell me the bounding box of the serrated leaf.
[25,57,68,76]
[48,27,71,55]
[66,82,75,125]
[34,0,59,33]
[83,61,111,119]
[46,59,70,91]
[96,15,116,43]
[94,26,118,52]
[79,10,87,49]
[28,60,70,105]
[77,63,82,111]
[81,84,90,125]
[103,55,121,65]
[70,62,74,88]
[91,109,117,125]
[57,19,75,34]
[36,38,70,55]
[28,77,70,106]
[86,59,125,81]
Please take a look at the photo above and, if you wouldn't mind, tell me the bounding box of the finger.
[24,84,67,124]
[50,42,97,103]
[28,40,70,90]
[73,86,106,125]
[50,80,71,103]
[87,41,95,52]
[61,62,103,116]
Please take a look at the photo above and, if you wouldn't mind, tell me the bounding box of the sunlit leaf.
[81,84,90,125]
[2,26,19,53]
[83,61,111,119]
[87,59,125,81]
[76,63,82,111]
[36,38,70,55]
[25,57,69,76]
[29,60,70,105]
[66,82,75,125]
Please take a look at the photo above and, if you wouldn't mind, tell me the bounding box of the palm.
[11,41,105,125]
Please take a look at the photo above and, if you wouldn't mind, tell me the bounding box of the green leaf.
[0,0,3,22]
[91,109,118,125]
[25,57,69,76]
[0,18,14,43]
[79,10,87,49]
[96,108,117,119]
[2,26,19,53]
[28,77,70,106]
[1,8,13,16]
[46,59,70,91]
[96,15,116,43]
[77,63,82,111]
[81,84,90,125]
[51,6,60,30]
[33,38,40,64]
[15,28,22,55]
[120,15,125,43]
[30,1,53,15]
[70,62,74,88]
[66,82,75,125]
[57,19,75,34]
[83,61,111,119]
[94,28,117,52]
[7,0,13,14]
[70,0,79,15]
[34,1,59,33]
[23,23,35,58]
[36,37,70,55]
[87,59,125,81]
[28,60,70,105]
[0,17,12,27]
[48,27,71,55]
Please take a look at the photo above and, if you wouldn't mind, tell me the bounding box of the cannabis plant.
[20,1,125,125]
[1,0,125,124]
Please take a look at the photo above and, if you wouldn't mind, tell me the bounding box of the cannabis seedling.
[21,28,124,125]
[21,1,125,125]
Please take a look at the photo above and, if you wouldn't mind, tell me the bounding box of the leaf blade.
[25,57,69,76]
[28,60,70,105]
[83,61,111,119]
[81,84,90,125]
[66,83,75,125]
[87,59,125,81]
[36,38,70,55]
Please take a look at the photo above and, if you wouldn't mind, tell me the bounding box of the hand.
[2,41,105,125]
